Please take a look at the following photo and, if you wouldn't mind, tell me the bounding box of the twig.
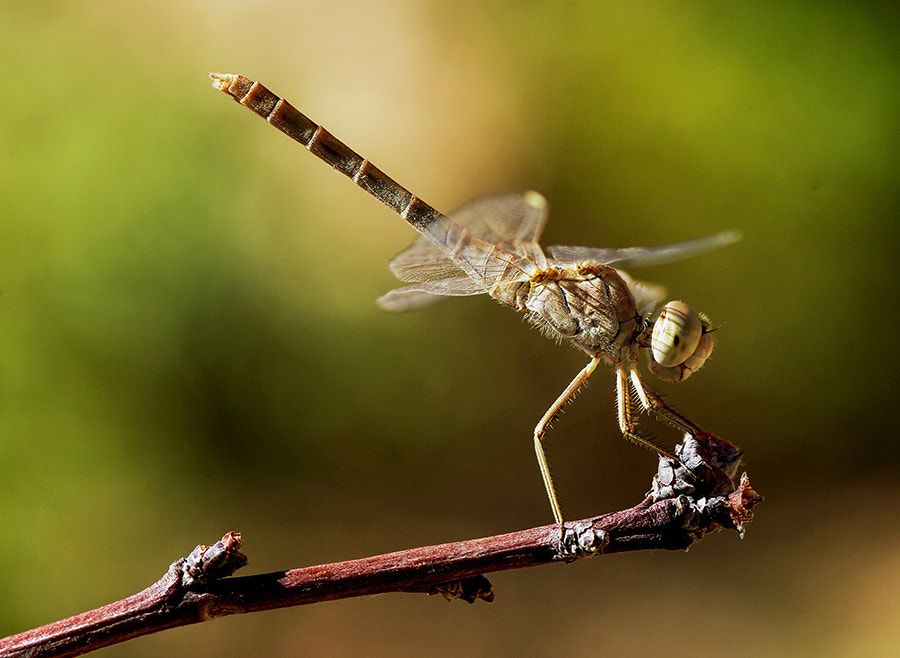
[0,432,761,657]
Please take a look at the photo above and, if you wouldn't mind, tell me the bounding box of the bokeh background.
[2,1,899,655]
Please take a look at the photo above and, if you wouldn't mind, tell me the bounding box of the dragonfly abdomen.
[210,73,446,244]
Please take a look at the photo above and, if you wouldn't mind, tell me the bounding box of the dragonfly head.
[648,301,714,382]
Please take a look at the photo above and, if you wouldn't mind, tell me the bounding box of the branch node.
[428,575,495,603]
[177,531,248,589]
[559,520,610,561]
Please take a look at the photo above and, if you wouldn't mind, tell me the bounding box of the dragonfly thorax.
[523,267,644,363]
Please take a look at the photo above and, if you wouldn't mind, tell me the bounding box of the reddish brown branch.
[0,432,761,658]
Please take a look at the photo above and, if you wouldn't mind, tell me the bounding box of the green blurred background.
[2,1,898,655]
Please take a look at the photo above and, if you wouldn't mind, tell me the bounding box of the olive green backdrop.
[2,2,898,655]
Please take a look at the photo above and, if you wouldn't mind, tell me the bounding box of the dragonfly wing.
[548,229,741,267]
[617,271,666,315]
[383,191,547,309]
[377,279,488,311]
[388,197,543,288]
[377,288,443,311]
[448,190,550,244]
[387,239,471,283]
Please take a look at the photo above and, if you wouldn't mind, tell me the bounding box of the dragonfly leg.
[615,368,680,463]
[622,368,703,482]
[534,356,601,532]
[629,368,701,435]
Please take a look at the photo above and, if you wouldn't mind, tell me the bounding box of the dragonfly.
[210,72,740,530]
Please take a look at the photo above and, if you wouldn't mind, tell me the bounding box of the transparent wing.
[387,190,550,288]
[387,241,470,283]
[617,271,666,315]
[387,239,536,288]
[377,289,441,311]
[548,229,742,267]
[448,190,550,244]
[377,279,488,312]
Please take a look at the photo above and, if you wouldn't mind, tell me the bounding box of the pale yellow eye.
[651,301,703,367]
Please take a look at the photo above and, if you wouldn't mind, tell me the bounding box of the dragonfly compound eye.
[648,301,714,382]
[651,301,703,367]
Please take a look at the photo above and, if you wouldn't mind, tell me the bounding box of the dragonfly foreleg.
[533,356,601,530]
[629,369,702,435]
[616,368,680,463]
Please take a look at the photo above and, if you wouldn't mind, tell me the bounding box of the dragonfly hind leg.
[533,356,601,532]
